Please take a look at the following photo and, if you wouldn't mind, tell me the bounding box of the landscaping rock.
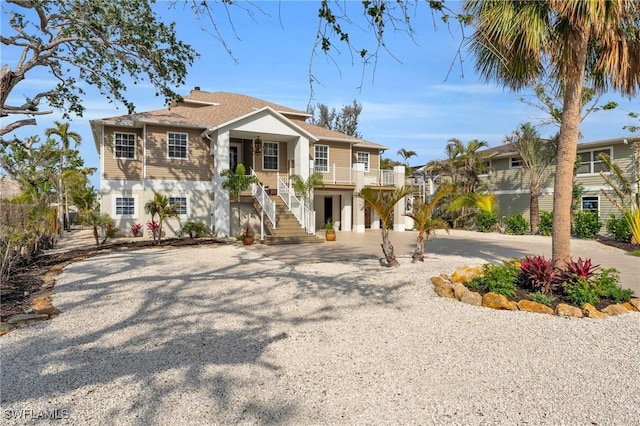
[623,302,637,312]
[430,276,455,299]
[601,304,629,316]
[482,292,518,311]
[630,298,640,310]
[0,322,16,336]
[582,303,608,319]
[451,266,483,284]
[517,300,554,315]
[451,282,469,300]
[7,313,50,325]
[555,303,583,318]
[460,290,482,306]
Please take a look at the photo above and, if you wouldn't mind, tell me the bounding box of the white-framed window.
[510,157,523,169]
[577,147,612,175]
[263,141,279,171]
[314,144,329,173]
[169,196,187,216]
[115,197,135,216]
[114,132,136,159]
[167,132,188,159]
[357,151,370,172]
[581,196,599,214]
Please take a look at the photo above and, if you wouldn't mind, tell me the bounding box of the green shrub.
[505,213,529,235]
[573,211,601,239]
[469,261,519,297]
[606,213,632,243]
[476,210,498,232]
[594,268,633,303]
[563,277,600,306]
[178,221,212,239]
[527,291,556,307]
[538,211,553,236]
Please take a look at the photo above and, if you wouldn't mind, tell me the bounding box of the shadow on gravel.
[1,245,409,423]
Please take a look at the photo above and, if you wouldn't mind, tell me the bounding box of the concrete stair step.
[263,235,323,245]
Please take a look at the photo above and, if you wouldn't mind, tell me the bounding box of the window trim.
[356,151,370,172]
[580,195,600,216]
[262,141,279,171]
[577,146,613,175]
[167,131,189,160]
[113,132,137,160]
[314,144,329,173]
[509,157,523,169]
[113,195,137,219]
[169,196,188,217]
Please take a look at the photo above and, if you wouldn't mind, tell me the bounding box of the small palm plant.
[290,172,324,209]
[221,164,259,235]
[144,193,179,245]
[405,184,453,263]
[358,186,413,267]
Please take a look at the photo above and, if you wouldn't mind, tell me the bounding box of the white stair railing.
[250,168,276,228]
[277,174,316,234]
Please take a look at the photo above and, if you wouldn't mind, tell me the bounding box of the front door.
[324,196,333,224]
[230,146,239,172]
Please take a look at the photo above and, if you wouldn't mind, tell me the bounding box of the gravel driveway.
[1,244,639,425]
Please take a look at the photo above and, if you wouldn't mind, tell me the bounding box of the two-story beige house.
[90,90,406,240]
[479,137,638,220]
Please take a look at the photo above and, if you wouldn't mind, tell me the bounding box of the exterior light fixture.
[252,136,263,154]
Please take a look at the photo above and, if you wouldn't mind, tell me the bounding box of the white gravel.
[1,244,639,425]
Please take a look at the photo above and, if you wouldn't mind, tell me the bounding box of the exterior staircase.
[256,196,323,245]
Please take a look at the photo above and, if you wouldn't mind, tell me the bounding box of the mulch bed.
[0,238,224,322]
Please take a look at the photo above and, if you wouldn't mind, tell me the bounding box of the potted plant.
[324,220,336,241]
[241,223,254,245]
[130,223,142,237]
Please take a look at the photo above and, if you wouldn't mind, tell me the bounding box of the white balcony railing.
[313,165,396,186]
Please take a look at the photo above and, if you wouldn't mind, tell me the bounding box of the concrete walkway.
[249,229,640,295]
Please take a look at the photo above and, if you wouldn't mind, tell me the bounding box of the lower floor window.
[169,196,187,215]
[581,196,599,213]
[116,197,135,215]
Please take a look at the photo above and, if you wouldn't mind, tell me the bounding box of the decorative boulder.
[430,277,455,299]
[582,303,608,319]
[451,282,469,301]
[451,266,484,283]
[517,300,554,315]
[482,292,518,311]
[460,291,482,306]
[555,303,583,318]
[630,298,640,310]
[623,302,637,312]
[601,304,629,316]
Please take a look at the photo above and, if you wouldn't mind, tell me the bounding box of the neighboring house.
[90,89,407,239]
[478,137,638,220]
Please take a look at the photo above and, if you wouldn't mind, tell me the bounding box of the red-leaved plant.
[130,223,142,236]
[560,257,600,283]
[519,255,562,294]
[146,220,160,241]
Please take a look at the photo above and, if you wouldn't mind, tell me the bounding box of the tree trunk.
[380,226,399,267]
[551,27,590,264]
[530,185,540,235]
[92,225,100,247]
[411,231,425,263]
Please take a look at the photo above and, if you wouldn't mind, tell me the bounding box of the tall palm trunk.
[552,27,590,264]
[530,185,540,235]
[412,231,425,263]
[380,226,399,266]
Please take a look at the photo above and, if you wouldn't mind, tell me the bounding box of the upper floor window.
[314,145,329,173]
[169,196,187,216]
[510,157,523,169]
[577,147,611,175]
[114,133,136,159]
[581,196,599,214]
[167,132,188,159]
[357,151,370,172]
[263,141,278,171]
[115,197,135,216]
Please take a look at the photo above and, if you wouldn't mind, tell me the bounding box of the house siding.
[102,126,144,180]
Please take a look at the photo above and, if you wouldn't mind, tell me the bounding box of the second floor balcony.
[312,164,395,186]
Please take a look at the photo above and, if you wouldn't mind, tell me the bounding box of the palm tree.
[447,138,489,194]
[405,183,453,263]
[144,193,179,244]
[358,186,413,267]
[505,124,557,234]
[290,172,325,209]
[448,192,499,231]
[45,121,81,235]
[220,164,259,235]
[464,0,640,263]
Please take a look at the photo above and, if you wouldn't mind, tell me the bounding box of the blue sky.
[2,1,639,186]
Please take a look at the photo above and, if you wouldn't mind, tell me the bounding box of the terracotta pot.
[325,232,336,241]
[242,235,254,245]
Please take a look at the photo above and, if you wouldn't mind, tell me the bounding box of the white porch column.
[341,193,352,231]
[213,131,231,237]
[393,165,406,232]
[352,163,366,233]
